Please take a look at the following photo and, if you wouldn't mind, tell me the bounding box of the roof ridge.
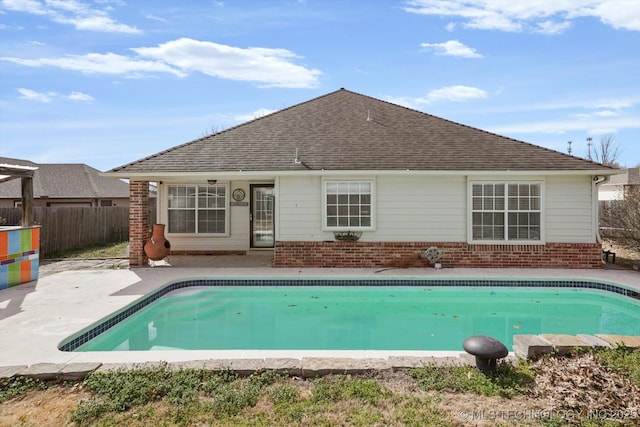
[82,164,101,197]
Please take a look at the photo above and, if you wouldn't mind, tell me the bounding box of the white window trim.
[165,183,230,237]
[467,180,545,244]
[321,178,376,231]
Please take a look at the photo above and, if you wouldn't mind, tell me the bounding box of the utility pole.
[567,140,572,155]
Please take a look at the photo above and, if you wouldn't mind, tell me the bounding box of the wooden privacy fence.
[0,206,129,256]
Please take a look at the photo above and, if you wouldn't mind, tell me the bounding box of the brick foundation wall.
[272,241,603,269]
[129,181,150,266]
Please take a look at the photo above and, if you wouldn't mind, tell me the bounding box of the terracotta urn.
[144,224,171,261]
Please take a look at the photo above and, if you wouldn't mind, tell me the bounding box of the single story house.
[107,88,617,269]
[0,158,131,208]
[599,167,639,201]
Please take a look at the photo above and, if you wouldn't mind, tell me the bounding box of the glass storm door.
[251,185,275,248]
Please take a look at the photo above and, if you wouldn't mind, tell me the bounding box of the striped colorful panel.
[0,227,40,289]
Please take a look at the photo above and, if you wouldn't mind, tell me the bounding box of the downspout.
[592,175,609,243]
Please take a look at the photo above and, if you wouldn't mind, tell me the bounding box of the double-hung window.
[471,182,542,242]
[323,180,374,230]
[167,184,228,234]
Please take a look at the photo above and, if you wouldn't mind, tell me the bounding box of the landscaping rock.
[0,365,27,379]
[202,358,264,376]
[596,334,640,348]
[58,363,102,381]
[301,358,389,378]
[263,358,302,376]
[539,334,593,354]
[576,334,613,348]
[19,363,64,380]
[387,356,424,370]
[513,334,553,359]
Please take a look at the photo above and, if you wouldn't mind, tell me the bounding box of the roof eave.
[103,168,620,181]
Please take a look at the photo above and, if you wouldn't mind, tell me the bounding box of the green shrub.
[594,346,640,387]
[312,375,390,404]
[410,361,534,398]
[0,376,48,403]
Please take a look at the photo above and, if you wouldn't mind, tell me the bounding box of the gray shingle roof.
[0,158,130,199]
[109,88,615,174]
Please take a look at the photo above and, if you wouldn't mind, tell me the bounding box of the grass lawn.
[1,348,639,426]
[42,241,128,260]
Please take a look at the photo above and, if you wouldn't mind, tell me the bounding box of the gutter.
[593,175,610,243]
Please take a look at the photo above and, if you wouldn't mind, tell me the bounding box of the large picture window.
[324,180,374,230]
[167,185,227,234]
[471,182,541,242]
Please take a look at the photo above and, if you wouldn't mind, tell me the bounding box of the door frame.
[250,184,275,249]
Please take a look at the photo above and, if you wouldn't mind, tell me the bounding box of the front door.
[251,185,275,248]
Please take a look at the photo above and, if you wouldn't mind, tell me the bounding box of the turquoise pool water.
[73,285,640,351]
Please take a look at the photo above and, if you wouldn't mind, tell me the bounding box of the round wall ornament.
[232,188,246,201]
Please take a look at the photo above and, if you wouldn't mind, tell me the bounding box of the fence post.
[21,177,34,226]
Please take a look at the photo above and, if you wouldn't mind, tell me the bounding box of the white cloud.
[132,38,321,88]
[403,0,640,33]
[1,38,322,88]
[0,0,141,33]
[68,91,93,101]
[595,99,635,109]
[2,52,187,77]
[16,87,95,102]
[2,0,46,15]
[420,40,483,58]
[234,108,277,122]
[17,87,56,102]
[427,85,488,102]
[573,108,622,118]
[145,14,168,23]
[389,85,488,108]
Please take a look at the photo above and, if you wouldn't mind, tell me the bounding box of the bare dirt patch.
[602,238,640,269]
[0,385,89,427]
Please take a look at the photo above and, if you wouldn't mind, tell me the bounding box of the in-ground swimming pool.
[60,279,640,352]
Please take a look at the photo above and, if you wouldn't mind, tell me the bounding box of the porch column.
[129,180,150,266]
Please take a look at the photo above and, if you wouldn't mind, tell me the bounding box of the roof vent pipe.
[294,148,302,165]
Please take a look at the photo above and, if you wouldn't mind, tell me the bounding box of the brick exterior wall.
[129,181,150,266]
[272,241,603,269]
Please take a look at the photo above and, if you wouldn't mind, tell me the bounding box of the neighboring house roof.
[109,88,615,175]
[0,158,130,199]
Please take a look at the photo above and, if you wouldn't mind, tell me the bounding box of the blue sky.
[1,0,639,172]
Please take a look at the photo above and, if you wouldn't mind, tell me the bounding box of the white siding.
[376,176,466,241]
[158,181,250,251]
[276,176,326,240]
[155,173,597,248]
[277,175,466,242]
[545,175,595,243]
